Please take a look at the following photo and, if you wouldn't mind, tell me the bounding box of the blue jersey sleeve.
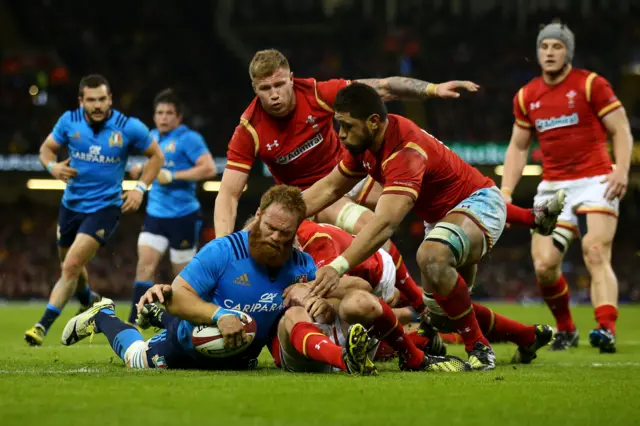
[51,111,72,146]
[183,131,209,164]
[179,239,230,298]
[301,252,317,281]
[125,118,153,153]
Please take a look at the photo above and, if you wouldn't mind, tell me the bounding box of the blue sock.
[128,280,153,323]
[95,309,143,361]
[75,285,93,306]
[38,304,62,333]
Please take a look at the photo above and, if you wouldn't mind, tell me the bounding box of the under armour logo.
[306,115,316,124]
[530,101,540,111]
[267,140,279,151]
[363,162,371,170]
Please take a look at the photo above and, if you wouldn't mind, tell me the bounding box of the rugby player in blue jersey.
[24,74,164,346]
[127,89,216,324]
[60,185,376,373]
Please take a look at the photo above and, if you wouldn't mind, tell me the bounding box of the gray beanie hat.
[537,23,575,64]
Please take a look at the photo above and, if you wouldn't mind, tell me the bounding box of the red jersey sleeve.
[380,146,428,202]
[315,79,351,111]
[513,88,533,129]
[586,73,623,119]
[226,120,258,173]
[301,233,340,267]
[337,151,368,179]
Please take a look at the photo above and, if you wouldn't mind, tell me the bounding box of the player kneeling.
[277,286,469,373]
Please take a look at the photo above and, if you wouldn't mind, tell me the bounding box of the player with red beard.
[302,83,556,370]
[501,23,632,353]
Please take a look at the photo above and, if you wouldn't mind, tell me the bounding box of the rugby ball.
[191,311,257,358]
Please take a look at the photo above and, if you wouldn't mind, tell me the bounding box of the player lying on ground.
[501,22,632,353]
[300,83,562,370]
[126,89,216,324]
[215,49,479,238]
[25,74,164,346]
[61,185,368,372]
[62,185,467,373]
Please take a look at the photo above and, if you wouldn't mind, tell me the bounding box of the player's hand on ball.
[602,168,628,201]
[129,163,143,179]
[157,168,173,185]
[309,265,341,298]
[436,80,480,98]
[283,283,311,307]
[121,189,144,213]
[52,158,78,183]
[217,315,248,349]
[305,296,333,324]
[137,284,172,312]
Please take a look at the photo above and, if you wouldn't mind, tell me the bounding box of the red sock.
[407,331,430,351]
[433,275,490,352]
[289,322,346,371]
[539,275,575,332]
[440,333,463,344]
[368,298,424,368]
[387,243,424,311]
[594,305,618,335]
[373,340,397,361]
[472,302,535,347]
[506,203,536,228]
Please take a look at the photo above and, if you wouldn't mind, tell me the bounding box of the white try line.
[0,368,105,374]
[531,362,640,367]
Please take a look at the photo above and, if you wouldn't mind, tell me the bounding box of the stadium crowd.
[3,0,640,154]
[1,199,638,302]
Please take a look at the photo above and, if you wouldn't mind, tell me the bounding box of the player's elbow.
[203,163,217,179]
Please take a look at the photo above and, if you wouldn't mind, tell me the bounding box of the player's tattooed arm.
[357,77,479,101]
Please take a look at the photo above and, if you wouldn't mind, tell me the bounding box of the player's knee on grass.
[416,242,458,294]
[123,340,149,369]
[339,290,382,324]
[581,235,612,268]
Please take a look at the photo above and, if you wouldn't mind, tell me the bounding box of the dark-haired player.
[215,48,479,239]
[302,83,555,370]
[25,74,164,346]
[127,89,216,323]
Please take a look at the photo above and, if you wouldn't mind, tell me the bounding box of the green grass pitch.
[1,302,639,426]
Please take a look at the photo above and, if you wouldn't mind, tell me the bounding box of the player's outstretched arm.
[310,194,414,297]
[500,124,533,202]
[601,108,632,200]
[303,167,361,219]
[214,169,249,238]
[356,77,479,101]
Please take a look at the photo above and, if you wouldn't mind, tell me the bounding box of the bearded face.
[247,205,299,268]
